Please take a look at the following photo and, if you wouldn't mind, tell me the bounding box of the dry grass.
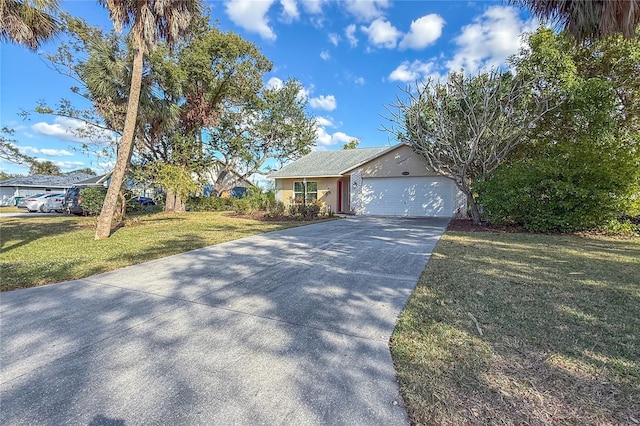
[0,212,308,291]
[391,231,640,425]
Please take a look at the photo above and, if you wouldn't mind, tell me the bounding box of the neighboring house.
[0,173,110,206]
[269,143,467,217]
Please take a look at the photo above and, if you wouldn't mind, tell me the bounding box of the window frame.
[293,181,318,204]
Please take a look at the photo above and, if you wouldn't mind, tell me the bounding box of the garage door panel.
[361,177,458,217]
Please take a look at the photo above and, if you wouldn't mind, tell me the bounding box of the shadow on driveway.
[0,217,449,425]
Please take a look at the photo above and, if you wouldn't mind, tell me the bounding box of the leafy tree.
[342,139,359,150]
[0,171,23,181]
[477,28,640,231]
[66,168,96,176]
[29,160,61,175]
[0,127,35,166]
[0,0,59,49]
[385,70,556,224]
[94,0,202,239]
[511,0,640,40]
[134,20,272,212]
[205,78,317,195]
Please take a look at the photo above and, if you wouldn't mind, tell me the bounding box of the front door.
[337,181,343,212]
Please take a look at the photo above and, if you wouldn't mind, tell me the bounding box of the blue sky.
[0,0,539,176]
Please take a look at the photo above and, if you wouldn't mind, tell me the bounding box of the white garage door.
[360,176,460,217]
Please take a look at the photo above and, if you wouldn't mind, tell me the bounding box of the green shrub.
[186,196,233,212]
[600,219,640,237]
[264,200,286,218]
[476,137,640,233]
[79,187,107,216]
[288,203,321,218]
[231,197,259,215]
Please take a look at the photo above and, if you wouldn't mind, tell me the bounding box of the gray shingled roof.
[0,172,98,187]
[269,147,390,178]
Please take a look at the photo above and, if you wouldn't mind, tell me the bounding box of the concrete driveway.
[0,217,449,425]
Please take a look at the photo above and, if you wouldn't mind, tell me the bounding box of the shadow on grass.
[0,216,83,253]
[391,231,639,425]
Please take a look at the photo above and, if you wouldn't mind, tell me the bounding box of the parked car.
[17,193,45,209]
[43,194,65,213]
[21,193,66,212]
[132,196,156,206]
[64,186,85,215]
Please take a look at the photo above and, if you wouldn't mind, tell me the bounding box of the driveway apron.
[0,217,449,425]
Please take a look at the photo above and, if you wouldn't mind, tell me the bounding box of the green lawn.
[0,212,307,291]
[391,231,640,425]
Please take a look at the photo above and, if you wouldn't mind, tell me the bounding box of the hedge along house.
[269,143,467,217]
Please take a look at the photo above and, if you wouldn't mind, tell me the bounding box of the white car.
[22,193,66,213]
[44,193,66,213]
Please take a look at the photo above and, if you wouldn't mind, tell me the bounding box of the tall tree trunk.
[164,188,186,213]
[463,187,482,225]
[94,42,144,239]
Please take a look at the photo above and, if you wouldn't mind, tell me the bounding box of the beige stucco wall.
[275,177,342,212]
[358,145,437,178]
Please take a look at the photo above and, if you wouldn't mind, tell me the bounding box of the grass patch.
[0,212,308,291]
[391,231,639,425]
[0,206,21,213]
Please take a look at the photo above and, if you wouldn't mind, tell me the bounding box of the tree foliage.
[94,0,201,239]
[0,0,59,50]
[342,139,359,150]
[385,70,555,224]
[0,127,35,166]
[477,29,640,231]
[29,160,61,175]
[204,78,317,195]
[511,0,640,40]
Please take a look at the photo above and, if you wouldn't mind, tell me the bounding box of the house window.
[293,181,318,204]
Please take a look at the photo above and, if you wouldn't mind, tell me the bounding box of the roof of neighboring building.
[74,173,110,186]
[0,172,101,188]
[268,146,393,178]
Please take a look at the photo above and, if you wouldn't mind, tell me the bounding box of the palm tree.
[95,0,201,239]
[512,0,640,40]
[0,0,59,50]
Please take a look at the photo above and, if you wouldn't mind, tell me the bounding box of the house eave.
[339,142,410,174]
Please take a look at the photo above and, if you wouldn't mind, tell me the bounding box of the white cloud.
[309,94,337,111]
[361,18,401,49]
[300,0,327,14]
[344,0,389,22]
[266,76,284,89]
[225,0,277,41]
[32,117,114,144]
[388,60,442,83]
[446,6,538,74]
[280,0,299,22]
[18,146,40,155]
[320,50,330,60]
[316,116,334,127]
[328,33,339,46]
[32,158,85,170]
[315,126,357,147]
[399,14,445,50]
[40,148,74,156]
[354,77,365,85]
[345,24,358,47]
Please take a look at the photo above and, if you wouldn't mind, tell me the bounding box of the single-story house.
[0,173,110,206]
[269,143,467,217]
